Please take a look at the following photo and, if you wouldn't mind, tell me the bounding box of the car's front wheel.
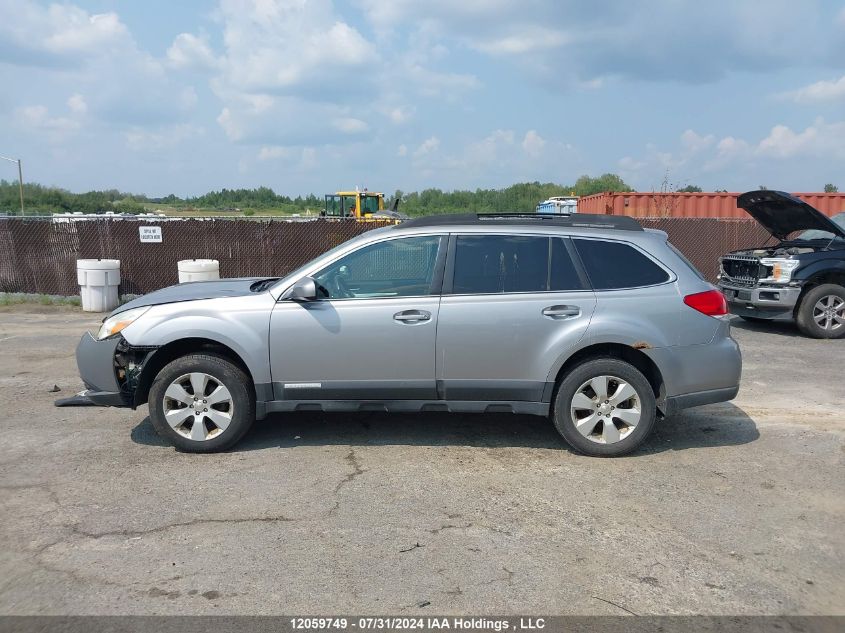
[148,353,255,452]
[552,358,657,457]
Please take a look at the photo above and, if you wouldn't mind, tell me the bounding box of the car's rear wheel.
[795,284,845,339]
[552,358,657,457]
[148,353,255,452]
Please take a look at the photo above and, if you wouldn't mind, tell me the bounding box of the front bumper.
[718,282,802,321]
[75,332,129,407]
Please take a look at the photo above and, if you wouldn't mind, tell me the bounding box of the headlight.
[96,306,150,340]
[759,258,800,284]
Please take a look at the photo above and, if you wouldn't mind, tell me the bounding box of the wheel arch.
[549,342,667,415]
[132,338,256,408]
[794,270,845,317]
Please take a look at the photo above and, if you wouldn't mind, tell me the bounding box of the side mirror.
[290,277,318,301]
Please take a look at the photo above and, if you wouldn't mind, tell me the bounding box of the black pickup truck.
[718,190,845,338]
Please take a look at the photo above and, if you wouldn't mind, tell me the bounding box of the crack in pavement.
[328,448,366,515]
[66,514,297,540]
[333,448,365,494]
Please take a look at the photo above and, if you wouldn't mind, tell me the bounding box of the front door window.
[313,236,442,299]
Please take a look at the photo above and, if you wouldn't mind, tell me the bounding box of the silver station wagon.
[75,213,741,456]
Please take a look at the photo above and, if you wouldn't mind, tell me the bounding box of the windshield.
[796,212,845,241]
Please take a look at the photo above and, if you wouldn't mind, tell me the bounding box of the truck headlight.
[759,258,800,284]
[97,307,150,340]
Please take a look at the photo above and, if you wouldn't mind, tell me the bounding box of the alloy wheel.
[162,372,234,441]
[570,375,642,444]
[812,295,845,331]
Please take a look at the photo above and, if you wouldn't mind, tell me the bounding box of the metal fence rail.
[0,216,771,296]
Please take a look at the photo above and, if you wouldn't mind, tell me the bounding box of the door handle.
[542,305,581,319]
[393,309,431,323]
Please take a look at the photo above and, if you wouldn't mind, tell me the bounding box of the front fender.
[119,293,275,384]
[796,258,845,285]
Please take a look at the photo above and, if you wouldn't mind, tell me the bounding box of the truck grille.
[720,255,765,286]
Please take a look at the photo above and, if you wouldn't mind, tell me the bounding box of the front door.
[269,235,445,401]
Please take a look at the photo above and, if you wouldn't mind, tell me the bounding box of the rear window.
[573,239,670,290]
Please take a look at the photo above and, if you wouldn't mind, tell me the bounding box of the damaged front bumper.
[718,282,802,321]
[75,332,155,407]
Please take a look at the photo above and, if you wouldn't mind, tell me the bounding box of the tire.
[552,358,657,457]
[148,353,255,452]
[795,284,845,339]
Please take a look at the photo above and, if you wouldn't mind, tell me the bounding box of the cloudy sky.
[1,0,844,197]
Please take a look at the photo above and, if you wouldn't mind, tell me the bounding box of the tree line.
[0,174,636,216]
[3,175,837,217]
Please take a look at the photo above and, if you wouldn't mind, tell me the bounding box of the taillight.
[684,290,728,317]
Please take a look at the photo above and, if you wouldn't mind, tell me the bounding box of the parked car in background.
[75,213,741,456]
[719,191,845,338]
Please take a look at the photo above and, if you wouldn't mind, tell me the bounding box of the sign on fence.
[139,226,162,243]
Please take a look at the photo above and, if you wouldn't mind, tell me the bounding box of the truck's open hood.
[737,190,845,241]
[113,278,269,315]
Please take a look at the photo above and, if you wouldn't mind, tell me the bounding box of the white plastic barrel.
[178,259,220,283]
[77,259,121,313]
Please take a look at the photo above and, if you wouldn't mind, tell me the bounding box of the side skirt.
[257,399,549,418]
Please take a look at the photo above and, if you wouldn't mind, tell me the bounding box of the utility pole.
[0,155,24,216]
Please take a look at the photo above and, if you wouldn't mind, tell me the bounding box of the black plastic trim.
[664,386,740,416]
[429,235,448,295]
[438,379,548,402]
[264,399,549,416]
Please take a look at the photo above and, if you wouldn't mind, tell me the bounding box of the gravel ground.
[0,305,842,615]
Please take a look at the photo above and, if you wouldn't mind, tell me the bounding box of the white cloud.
[0,2,142,67]
[619,117,845,189]
[757,119,845,160]
[522,130,546,157]
[397,144,408,157]
[414,137,440,157]
[15,103,83,142]
[257,146,291,161]
[167,33,219,71]
[216,107,242,141]
[471,26,569,56]
[357,0,832,84]
[67,94,88,115]
[385,106,414,124]
[780,75,845,104]
[680,129,715,153]
[333,118,369,134]
[214,0,376,94]
[124,124,203,151]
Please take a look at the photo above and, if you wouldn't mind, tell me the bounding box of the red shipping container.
[578,192,845,218]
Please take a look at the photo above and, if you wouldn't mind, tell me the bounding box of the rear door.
[435,234,596,402]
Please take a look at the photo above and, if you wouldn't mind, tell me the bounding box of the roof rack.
[399,212,643,231]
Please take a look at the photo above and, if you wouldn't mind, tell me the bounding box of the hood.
[737,190,845,241]
[113,277,271,315]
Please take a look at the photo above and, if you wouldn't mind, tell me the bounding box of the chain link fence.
[0,215,771,296]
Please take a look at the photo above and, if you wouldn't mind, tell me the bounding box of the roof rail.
[399,212,643,231]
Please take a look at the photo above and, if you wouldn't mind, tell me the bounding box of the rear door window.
[451,235,585,294]
[573,239,670,290]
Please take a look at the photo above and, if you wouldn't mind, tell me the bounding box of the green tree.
[824,183,839,193]
[677,185,703,193]
[572,173,634,197]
